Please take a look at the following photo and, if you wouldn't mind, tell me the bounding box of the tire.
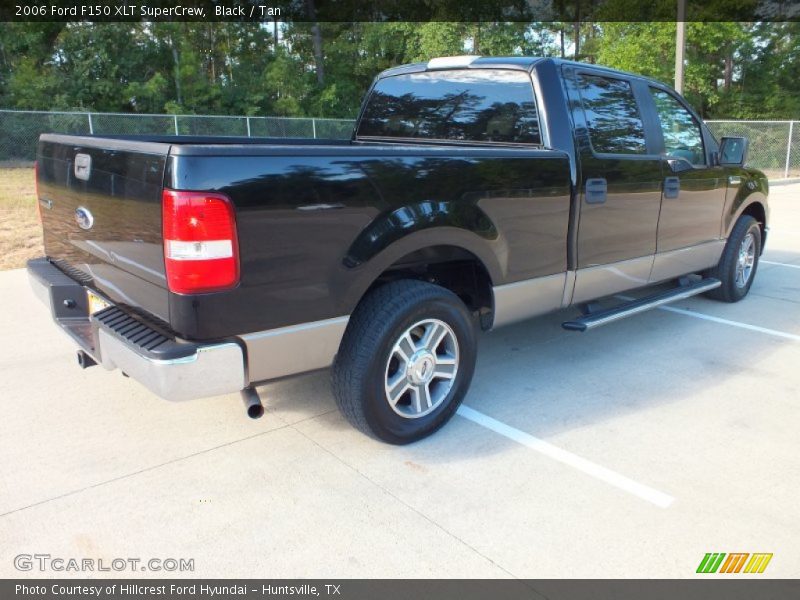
[705,215,761,302]
[331,279,477,444]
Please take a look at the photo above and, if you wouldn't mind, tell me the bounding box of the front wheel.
[331,280,477,444]
[705,215,761,302]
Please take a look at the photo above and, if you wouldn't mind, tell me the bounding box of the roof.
[376,56,661,86]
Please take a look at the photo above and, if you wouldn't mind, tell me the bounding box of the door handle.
[664,176,680,199]
[585,178,607,204]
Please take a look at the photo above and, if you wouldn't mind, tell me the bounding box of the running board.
[562,278,721,332]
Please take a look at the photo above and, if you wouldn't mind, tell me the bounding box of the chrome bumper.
[27,258,246,401]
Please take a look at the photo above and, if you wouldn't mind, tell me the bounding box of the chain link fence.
[1,110,798,179]
[706,120,798,179]
[0,109,356,163]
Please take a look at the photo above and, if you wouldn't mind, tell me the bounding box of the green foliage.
[594,23,675,84]
[590,21,795,118]
[0,21,797,119]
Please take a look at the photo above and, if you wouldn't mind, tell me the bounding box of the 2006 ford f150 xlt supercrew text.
[29,56,768,443]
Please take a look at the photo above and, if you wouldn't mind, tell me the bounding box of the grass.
[0,167,43,270]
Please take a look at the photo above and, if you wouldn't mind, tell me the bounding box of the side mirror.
[719,136,749,167]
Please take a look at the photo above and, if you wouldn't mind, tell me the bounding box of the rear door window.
[577,73,647,155]
[357,69,541,144]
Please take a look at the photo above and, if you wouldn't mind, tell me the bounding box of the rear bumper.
[27,258,246,401]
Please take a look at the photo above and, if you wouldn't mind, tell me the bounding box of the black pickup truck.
[29,56,768,443]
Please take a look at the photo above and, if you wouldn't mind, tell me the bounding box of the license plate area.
[87,290,111,315]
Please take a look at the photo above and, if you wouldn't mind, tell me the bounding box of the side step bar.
[562,278,721,332]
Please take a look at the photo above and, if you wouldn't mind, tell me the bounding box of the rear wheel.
[331,280,477,444]
[705,215,761,302]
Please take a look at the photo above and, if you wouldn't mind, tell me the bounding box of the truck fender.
[725,186,768,238]
[344,199,499,267]
[337,210,506,314]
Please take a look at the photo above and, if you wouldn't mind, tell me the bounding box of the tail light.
[162,189,239,294]
[34,161,42,223]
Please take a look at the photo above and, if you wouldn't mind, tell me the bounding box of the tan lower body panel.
[491,272,567,329]
[241,316,350,383]
[649,240,725,284]
[490,241,726,329]
[571,255,654,305]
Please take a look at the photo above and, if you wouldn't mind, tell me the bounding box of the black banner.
[3,580,800,600]
[2,0,800,23]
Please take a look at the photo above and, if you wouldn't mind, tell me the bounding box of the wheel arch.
[728,195,768,252]
[724,167,768,247]
[338,228,503,331]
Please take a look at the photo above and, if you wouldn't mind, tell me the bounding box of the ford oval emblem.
[75,206,94,230]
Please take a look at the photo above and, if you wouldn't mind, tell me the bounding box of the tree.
[593,22,755,117]
[0,21,798,120]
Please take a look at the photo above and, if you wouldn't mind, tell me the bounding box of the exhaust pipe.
[240,387,264,419]
[76,350,97,369]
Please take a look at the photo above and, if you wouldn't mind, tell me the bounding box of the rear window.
[357,69,541,145]
[577,73,647,155]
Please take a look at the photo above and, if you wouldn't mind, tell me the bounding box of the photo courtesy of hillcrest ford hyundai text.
[29,55,768,444]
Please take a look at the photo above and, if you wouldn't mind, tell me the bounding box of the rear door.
[564,67,664,302]
[642,85,728,281]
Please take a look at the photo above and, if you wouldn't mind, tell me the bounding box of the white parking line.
[456,405,675,508]
[655,305,800,341]
[616,295,800,342]
[762,260,800,269]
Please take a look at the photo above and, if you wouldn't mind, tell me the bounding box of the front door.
[645,85,728,282]
[565,68,664,303]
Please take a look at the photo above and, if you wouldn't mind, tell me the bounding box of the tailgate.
[37,134,172,323]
